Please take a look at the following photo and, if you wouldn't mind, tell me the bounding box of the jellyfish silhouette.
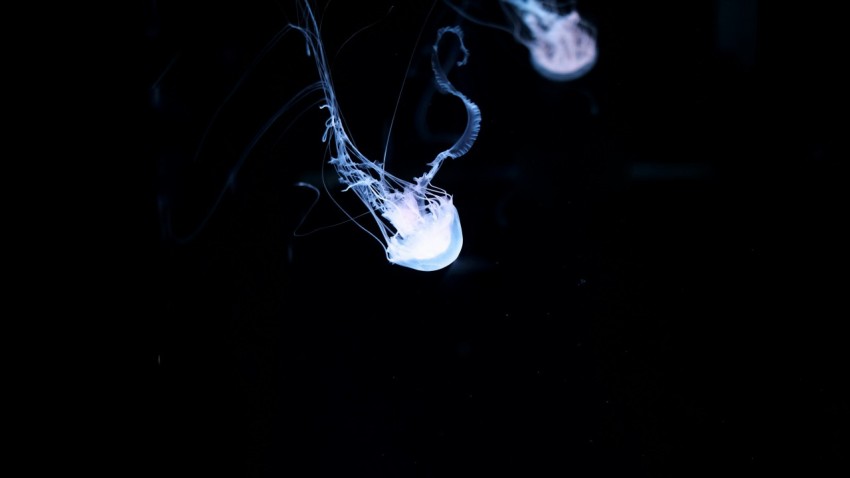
[448,0,598,81]
[291,3,481,271]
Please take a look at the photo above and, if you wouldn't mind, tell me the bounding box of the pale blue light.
[292,4,481,271]
[502,0,599,82]
[446,0,598,81]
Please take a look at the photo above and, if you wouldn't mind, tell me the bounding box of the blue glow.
[292,5,481,271]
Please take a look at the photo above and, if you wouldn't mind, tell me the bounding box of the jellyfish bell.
[381,189,463,272]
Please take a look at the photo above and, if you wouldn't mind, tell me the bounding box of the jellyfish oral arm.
[417,26,482,189]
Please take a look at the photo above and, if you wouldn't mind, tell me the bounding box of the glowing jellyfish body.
[502,0,598,81]
[292,5,481,271]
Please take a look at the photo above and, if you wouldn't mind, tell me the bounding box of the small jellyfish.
[447,0,598,81]
[292,3,481,271]
[501,0,598,81]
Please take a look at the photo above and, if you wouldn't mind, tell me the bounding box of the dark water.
[143,1,844,476]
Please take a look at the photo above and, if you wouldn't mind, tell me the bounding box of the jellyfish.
[447,0,598,81]
[291,3,481,271]
[503,0,598,81]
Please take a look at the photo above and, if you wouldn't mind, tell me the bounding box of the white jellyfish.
[502,0,598,81]
[292,3,481,271]
[446,0,598,81]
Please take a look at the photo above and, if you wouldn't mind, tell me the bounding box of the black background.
[143,1,845,476]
